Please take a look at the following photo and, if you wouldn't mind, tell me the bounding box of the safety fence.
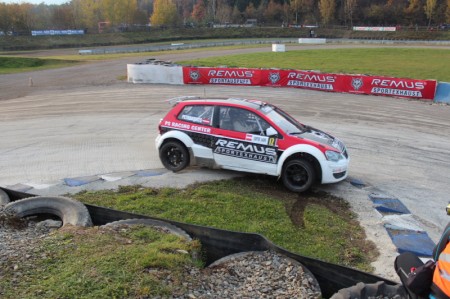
[127,61,447,102]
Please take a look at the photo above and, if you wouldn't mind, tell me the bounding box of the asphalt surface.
[1,44,450,281]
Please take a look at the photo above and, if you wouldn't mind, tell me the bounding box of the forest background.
[1,0,450,36]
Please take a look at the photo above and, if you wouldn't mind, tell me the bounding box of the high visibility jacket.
[431,242,450,298]
[431,227,450,299]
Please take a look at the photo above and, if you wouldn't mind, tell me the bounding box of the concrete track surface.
[1,45,449,281]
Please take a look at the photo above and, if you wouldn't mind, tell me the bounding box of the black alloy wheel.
[282,159,315,192]
[159,141,190,172]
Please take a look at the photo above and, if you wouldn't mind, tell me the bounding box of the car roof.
[168,96,269,110]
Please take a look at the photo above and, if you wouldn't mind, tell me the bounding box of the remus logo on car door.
[213,105,280,172]
[213,136,278,164]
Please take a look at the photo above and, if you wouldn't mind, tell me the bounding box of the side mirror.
[266,127,278,137]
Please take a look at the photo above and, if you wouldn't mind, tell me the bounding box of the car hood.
[298,126,345,152]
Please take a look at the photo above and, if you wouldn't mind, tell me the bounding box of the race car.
[156,96,349,192]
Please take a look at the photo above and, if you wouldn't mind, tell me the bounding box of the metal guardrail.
[78,38,450,55]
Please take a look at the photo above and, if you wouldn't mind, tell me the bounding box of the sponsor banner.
[183,67,437,100]
[31,30,84,36]
[261,70,337,92]
[183,67,261,86]
[353,26,397,31]
[345,75,437,100]
[260,70,436,100]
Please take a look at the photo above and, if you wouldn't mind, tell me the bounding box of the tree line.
[1,0,449,34]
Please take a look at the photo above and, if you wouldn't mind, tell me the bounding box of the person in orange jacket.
[396,221,450,299]
[429,223,450,299]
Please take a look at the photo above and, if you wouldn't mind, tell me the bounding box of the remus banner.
[183,66,437,100]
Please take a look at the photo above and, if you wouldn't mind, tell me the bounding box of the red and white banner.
[183,67,261,86]
[183,67,437,100]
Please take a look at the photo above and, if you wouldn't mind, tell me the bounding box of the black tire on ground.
[102,218,192,241]
[0,189,10,205]
[281,158,315,192]
[330,281,408,299]
[159,141,190,172]
[4,196,93,227]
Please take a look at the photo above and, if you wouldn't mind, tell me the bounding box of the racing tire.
[0,189,10,205]
[4,196,93,227]
[282,159,315,193]
[330,281,408,299]
[102,218,192,241]
[159,141,190,172]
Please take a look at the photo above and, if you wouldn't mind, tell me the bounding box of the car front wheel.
[282,159,315,192]
[159,141,190,172]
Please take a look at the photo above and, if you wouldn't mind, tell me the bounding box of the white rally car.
[156,96,349,192]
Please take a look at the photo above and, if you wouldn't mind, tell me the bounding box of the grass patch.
[73,176,377,271]
[0,225,201,298]
[178,47,450,82]
[0,56,79,74]
[0,177,377,298]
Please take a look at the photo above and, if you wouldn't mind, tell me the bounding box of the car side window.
[219,106,271,135]
[178,105,214,126]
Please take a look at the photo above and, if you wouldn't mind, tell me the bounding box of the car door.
[213,106,279,175]
[176,104,215,160]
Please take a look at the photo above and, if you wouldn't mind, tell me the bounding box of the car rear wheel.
[282,159,315,192]
[159,141,190,172]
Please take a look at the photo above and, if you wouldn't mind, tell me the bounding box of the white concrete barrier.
[127,64,184,84]
[298,38,326,44]
[272,44,286,52]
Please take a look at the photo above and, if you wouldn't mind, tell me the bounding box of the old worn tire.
[330,281,408,299]
[0,189,10,205]
[4,196,92,227]
[282,158,315,192]
[159,141,190,172]
[102,218,192,241]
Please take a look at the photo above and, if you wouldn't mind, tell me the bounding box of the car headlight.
[325,150,343,162]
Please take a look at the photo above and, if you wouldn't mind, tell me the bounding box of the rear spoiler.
[166,96,201,107]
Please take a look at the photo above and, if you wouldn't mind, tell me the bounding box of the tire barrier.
[330,281,408,299]
[4,196,93,227]
[102,218,192,241]
[207,250,322,298]
[1,187,399,298]
[0,188,10,205]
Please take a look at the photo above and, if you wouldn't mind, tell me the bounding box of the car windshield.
[261,105,306,134]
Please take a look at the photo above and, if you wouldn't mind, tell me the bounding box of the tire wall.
[1,187,398,298]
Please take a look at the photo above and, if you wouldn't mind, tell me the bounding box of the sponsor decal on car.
[214,139,277,163]
[163,121,211,133]
[180,114,211,125]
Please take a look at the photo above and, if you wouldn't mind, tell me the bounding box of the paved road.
[1,44,449,280]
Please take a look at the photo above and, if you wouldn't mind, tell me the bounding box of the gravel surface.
[0,209,62,284]
[0,211,321,298]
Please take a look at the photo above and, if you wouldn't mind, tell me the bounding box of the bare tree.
[215,1,232,23]
[344,0,358,27]
[319,0,336,26]
[424,0,437,27]
[447,0,450,23]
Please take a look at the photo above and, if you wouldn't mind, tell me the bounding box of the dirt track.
[1,44,450,281]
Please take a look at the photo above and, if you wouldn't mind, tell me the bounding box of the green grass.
[2,47,448,82]
[0,56,79,74]
[0,178,376,298]
[73,178,376,270]
[0,225,201,298]
[178,47,450,82]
